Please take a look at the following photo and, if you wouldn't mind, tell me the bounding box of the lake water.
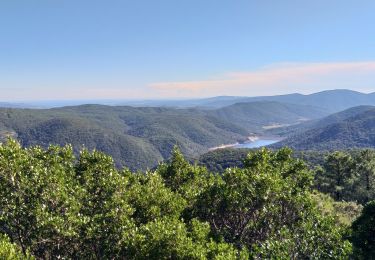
[233,139,280,149]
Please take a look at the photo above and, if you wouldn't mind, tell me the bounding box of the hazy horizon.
[0,88,373,103]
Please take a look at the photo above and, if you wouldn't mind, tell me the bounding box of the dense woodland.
[200,148,375,205]
[0,100,334,171]
[276,106,375,150]
[0,139,374,259]
[2,91,375,172]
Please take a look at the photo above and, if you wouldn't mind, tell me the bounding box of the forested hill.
[269,105,375,136]
[276,106,375,150]
[210,101,326,131]
[0,101,325,170]
[0,105,246,170]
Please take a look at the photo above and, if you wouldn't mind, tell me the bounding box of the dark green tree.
[0,139,82,258]
[351,200,375,259]
[74,149,135,258]
[193,148,352,258]
[125,172,186,225]
[157,146,217,218]
[353,149,375,203]
[317,151,355,201]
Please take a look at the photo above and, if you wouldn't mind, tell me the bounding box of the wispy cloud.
[150,61,375,97]
[2,61,375,101]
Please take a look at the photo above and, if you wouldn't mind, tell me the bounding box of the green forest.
[0,102,329,172]
[0,139,374,259]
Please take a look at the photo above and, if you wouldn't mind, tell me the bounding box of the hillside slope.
[0,106,248,170]
[276,107,375,150]
[269,105,375,136]
[0,101,331,169]
[211,101,327,131]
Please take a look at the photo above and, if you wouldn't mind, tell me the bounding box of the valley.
[0,96,329,170]
[1,90,375,170]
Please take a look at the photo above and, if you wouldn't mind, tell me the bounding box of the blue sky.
[1,0,375,100]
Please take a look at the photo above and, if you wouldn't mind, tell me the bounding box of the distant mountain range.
[0,102,37,108]
[2,89,375,169]
[228,89,375,113]
[117,89,375,113]
[5,89,375,113]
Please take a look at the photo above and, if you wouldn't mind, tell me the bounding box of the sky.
[1,0,375,101]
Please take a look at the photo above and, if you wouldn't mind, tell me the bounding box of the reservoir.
[233,138,280,149]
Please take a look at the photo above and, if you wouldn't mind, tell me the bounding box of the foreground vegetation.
[200,148,375,205]
[0,140,373,259]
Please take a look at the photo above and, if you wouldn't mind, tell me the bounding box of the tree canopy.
[351,201,375,259]
[0,140,356,259]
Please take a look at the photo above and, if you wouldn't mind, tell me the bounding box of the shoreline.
[209,135,283,151]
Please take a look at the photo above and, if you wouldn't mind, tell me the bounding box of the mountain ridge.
[3,89,375,111]
[275,106,375,150]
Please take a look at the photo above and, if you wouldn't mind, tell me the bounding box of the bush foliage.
[0,139,359,259]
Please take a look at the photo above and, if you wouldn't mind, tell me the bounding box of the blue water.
[233,139,280,149]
